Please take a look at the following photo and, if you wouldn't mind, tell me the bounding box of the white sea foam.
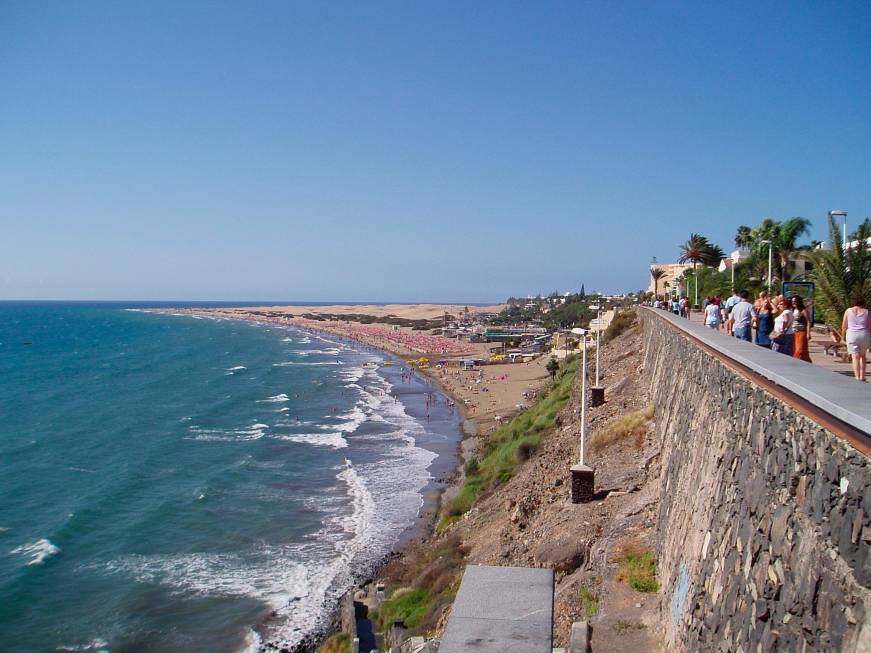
[226,365,247,374]
[238,628,262,653]
[257,394,290,403]
[11,538,61,566]
[280,337,293,342]
[288,348,342,357]
[270,432,348,449]
[273,361,340,367]
[56,638,109,652]
[188,424,269,441]
[96,542,345,652]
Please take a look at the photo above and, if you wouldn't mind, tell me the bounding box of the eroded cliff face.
[642,310,871,652]
[453,324,663,648]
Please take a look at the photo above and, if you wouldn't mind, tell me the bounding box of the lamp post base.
[570,464,595,503]
[590,386,605,407]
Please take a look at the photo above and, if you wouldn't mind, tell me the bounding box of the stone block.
[590,386,605,407]
[570,464,595,504]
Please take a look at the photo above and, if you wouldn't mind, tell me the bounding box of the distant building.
[648,262,691,296]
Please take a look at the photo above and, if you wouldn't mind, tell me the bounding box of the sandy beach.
[229,303,505,320]
[170,305,550,437]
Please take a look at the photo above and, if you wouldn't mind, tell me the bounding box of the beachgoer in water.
[842,295,869,381]
[791,296,812,362]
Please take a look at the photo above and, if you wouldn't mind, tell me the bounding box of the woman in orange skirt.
[791,296,812,362]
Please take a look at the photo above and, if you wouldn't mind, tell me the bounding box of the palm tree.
[678,234,726,302]
[809,216,871,332]
[735,225,753,248]
[775,217,811,278]
[650,266,666,300]
[678,233,712,270]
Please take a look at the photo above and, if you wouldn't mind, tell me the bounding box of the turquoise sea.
[0,302,459,653]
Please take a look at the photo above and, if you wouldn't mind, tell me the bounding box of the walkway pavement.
[439,565,554,653]
[676,306,870,384]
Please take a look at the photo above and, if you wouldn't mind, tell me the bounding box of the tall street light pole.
[570,329,595,503]
[580,332,587,465]
[829,210,848,247]
[589,304,601,386]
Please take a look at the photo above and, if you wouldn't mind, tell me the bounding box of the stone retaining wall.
[641,310,870,652]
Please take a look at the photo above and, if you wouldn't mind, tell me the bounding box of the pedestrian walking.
[842,296,870,381]
[791,296,812,363]
[730,291,753,342]
[771,298,794,356]
[704,297,721,330]
[754,296,775,348]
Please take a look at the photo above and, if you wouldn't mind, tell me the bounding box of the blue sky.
[2,1,870,301]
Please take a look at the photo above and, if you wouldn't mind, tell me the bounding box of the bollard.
[570,464,595,503]
[590,386,605,407]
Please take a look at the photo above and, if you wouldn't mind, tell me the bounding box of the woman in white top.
[704,299,721,330]
[771,298,793,356]
[842,296,870,381]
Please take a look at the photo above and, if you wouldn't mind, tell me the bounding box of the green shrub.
[379,589,430,629]
[318,633,351,653]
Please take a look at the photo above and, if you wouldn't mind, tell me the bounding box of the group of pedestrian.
[652,296,691,319]
[654,289,870,383]
[703,290,813,362]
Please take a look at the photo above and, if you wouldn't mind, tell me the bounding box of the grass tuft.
[578,586,598,617]
[590,404,654,453]
[615,543,659,593]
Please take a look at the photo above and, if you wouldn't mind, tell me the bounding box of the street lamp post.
[570,329,595,503]
[760,239,773,293]
[828,210,848,247]
[580,332,587,464]
[589,304,601,386]
[589,305,605,407]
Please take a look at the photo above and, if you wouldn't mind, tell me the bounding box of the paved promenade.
[675,305,871,385]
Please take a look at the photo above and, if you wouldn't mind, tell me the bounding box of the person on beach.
[730,291,753,342]
[791,296,812,362]
[704,297,721,330]
[753,296,775,348]
[842,296,870,381]
[771,298,794,356]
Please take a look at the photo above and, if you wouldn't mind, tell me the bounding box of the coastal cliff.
[642,310,871,652]
[365,311,666,651]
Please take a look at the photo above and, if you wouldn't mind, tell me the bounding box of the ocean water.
[0,302,459,652]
